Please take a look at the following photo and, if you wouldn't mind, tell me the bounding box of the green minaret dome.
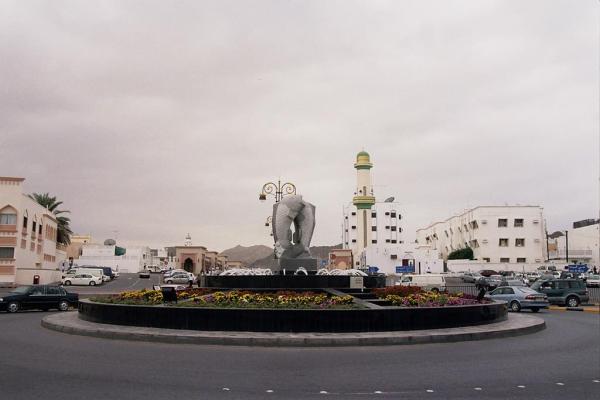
[354,150,372,169]
[357,150,370,160]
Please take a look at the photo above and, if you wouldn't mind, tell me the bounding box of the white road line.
[319,391,328,394]
[517,385,526,389]
[556,382,565,386]
[222,388,230,391]
[426,389,434,393]
[593,380,600,383]
[474,387,482,391]
[374,390,383,394]
[266,389,274,393]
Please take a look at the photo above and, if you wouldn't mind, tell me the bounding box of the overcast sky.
[0,0,598,251]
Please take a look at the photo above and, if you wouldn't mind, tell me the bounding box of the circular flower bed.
[373,286,486,307]
[92,288,213,305]
[180,290,357,309]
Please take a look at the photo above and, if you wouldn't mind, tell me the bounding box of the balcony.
[0,224,17,233]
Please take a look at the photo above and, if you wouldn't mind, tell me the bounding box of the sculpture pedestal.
[279,258,318,273]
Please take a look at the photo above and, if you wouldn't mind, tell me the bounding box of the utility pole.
[565,230,569,264]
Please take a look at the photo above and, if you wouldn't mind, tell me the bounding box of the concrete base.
[42,312,545,347]
[278,258,318,272]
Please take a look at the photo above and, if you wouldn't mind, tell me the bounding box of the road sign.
[567,264,588,273]
[396,265,415,274]
[368,266,379,274]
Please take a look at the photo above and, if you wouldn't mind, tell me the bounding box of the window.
[390,212,397,218]
[391,226,397,231]
[500,257,510,263]
[391,240,397,243]
[471,240,479,248]
[38,224,42,235]
[47,286,60,295]
[371,226,377,231]
[0,247,15,258]
[385,226,390,229]
[351,226,356,229]
[504,288,515,295]
[371,212,376,218]
[351,212,356,216]
[498,218,508,227]
[515,238,525,247]
[385,212,390,216]
[444,230,448,237]
[23,215,28,229]
[385,239,390,243]
[32,221,36,233]
[557,281,569,290]
[483,257,490,262]
[516,258,526,263]
[0,212,17,225]
[514,219,524,227]
[471,220,479,229]
[390,254,398,260]
[499,238,509,247]
[568,281,584,289]
[371,240,377,244]
[351,239,356,243]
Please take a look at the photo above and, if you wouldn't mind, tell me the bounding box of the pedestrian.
[594,266,598,275]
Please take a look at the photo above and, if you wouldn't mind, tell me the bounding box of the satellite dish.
[104,239,116,246]
[384,197,395,203]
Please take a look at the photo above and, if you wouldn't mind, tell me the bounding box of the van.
[400,274,446,292]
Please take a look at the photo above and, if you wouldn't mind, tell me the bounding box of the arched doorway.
[183,258,194,272]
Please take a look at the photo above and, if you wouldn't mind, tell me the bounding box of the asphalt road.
[0,310,598,400]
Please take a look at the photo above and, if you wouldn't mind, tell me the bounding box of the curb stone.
[42,312,545,347]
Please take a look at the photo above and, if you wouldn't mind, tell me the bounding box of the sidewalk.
[548,305,599,314]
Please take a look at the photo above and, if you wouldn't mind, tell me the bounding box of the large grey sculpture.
[272,195,317,272]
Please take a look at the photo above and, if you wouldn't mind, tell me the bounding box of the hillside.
[219,245,273,265]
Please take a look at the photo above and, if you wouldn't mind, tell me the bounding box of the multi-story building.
[341,151,405,268]
[0,177,64,286]
[77,243,151,273]
[416,206,547,264]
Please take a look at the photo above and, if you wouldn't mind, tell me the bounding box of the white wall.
[361,244,444,276]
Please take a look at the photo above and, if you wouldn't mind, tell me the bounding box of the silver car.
[487,286,549,312]
[163,272,195,285]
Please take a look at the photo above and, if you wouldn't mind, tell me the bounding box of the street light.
[259,179,296,203]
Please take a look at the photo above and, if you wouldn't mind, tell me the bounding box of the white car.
[586,274,600,288]
[62,273,103,286]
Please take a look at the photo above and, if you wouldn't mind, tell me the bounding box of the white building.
[343,201,405,267]
[77,243,151,273]
[341,151,442,273]
[0,177,65,286]
[416,206,547,264]
[549,219,599,267]
[361,244,444,276]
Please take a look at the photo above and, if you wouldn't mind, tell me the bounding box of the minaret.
[184,233,192,247]
[352,151,375,257]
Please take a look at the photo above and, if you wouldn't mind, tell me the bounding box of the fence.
[446,284,600,305]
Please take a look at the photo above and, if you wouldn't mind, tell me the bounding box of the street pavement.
[0,309,598,399]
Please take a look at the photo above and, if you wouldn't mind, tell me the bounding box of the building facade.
[548,219,599,267]
[77,243,151,273]
[416,206,547,264]
[0,177,63,286]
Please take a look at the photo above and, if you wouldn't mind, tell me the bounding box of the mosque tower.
[352,151,376,257]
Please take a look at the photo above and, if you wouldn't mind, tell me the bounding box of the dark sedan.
[0,285,79,313]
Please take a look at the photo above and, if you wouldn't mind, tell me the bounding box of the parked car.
[498,279,527,287]
[62,273,103,286]
[78,266,114,281]
[479,269,499,277]
[585,274,600,288]
[400,274,446,292]
[486,275,504,289]
[526,272,541,284]
[530,279,589,307]
[0,285,79,313]
[487,286,549,312]
[139,270,151,279]
[145,265,162,273]
[462,272,482,283]
[164,272,195,285]
[163,269,187,278]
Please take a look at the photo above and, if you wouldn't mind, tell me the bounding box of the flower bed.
[179,290,357,309]
[374,287,486,307]
[92,288,213,305]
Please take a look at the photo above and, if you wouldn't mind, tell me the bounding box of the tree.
[28,193,73,245]
[447,247,474,260]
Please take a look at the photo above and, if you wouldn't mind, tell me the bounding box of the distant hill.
[219,245,273,265]
[250,244,342,268]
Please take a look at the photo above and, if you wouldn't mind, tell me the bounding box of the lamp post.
[259,179,296,203]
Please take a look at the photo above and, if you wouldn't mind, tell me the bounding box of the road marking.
[319,390,328,394]
[266,389,274,393]
[556,382,564,386]
[474,387,482,391]
[222,388,230,391]
[517,385,526,389]
[374,390,382,394]
[593,380,600,383]
[426,389,434,393]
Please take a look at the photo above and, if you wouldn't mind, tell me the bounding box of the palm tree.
[28,193,73,245]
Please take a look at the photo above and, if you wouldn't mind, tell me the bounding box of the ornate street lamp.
[259,179,296,203]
